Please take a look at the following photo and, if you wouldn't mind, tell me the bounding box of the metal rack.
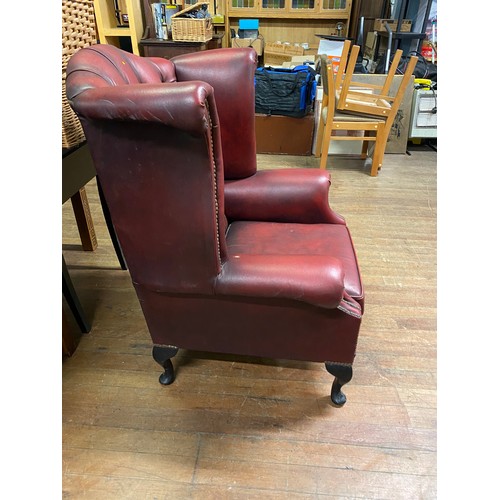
[376,0,432,73]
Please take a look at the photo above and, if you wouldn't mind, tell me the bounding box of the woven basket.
[62,0,96,149]
[171,2,213,42]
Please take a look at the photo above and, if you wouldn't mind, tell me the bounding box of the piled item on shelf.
[151,2,179,40]
[373,18,412,32]
[264,42,318,67]
[238,18,259,39]
[232,36,264,55]
[171,2,212,42]
[231,19,263,55]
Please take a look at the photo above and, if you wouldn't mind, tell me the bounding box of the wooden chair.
[335,45,404,116]
[315,45,417,176]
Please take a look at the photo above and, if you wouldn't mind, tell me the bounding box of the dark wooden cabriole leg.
[325,362,353,407]
[152,345,179,385]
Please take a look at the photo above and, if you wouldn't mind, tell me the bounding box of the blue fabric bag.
[254,65,317,118]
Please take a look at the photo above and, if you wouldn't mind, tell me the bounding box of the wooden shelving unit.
[224,0,352,47]
[139,0,224,58]
[93,0,144,55]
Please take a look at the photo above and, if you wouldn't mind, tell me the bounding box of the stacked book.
[151,3,179,39]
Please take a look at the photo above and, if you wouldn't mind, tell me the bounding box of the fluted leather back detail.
[66,44,177,100]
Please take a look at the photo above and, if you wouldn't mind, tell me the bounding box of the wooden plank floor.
[62,148,437,499]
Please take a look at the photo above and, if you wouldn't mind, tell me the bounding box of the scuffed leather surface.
[224,169,346,224]
[135,286,361,364]
[67,82,214,134]
[225,221,364,306]
[216,254,345,309]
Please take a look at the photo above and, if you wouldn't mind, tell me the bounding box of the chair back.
[380,50,403,95]
[333,40,352,95]
[383,54,418,120]
[172,48,258,180]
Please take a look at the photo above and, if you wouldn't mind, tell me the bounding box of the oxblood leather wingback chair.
[66,44,364,406]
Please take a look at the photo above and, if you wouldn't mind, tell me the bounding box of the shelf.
[226,12,350,19]
[377,31,426,40]
[101,27,133,37]
[94,0,144,55]
[225,0,353,47]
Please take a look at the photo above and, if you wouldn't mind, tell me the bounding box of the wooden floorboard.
[62,148,437,499]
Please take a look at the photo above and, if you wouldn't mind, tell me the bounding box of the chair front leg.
[325,362,353,406]
[314,112,326,159]
[319,122,333,170]
[361,131,370,159]
[152,345,179,385]
[371,123,388,176]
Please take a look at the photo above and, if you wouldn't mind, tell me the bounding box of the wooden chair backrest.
[380,50,402,95]
[333,39,352,95]
[383,54,418,122]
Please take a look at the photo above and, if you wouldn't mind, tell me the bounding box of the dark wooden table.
[140,33,224,59]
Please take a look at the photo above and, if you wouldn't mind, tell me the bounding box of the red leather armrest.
[68,81,215,134]
[224,169,346,225]
[215,254,345,309]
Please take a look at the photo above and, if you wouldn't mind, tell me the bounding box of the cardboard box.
[282,59,317,69]
[363,31,387,64]
[304,44,319,56]
[232,37,263,55]
[364,31,377,60]
[374,18,412,32]
[255,113,315,155]
[264,42,304,66]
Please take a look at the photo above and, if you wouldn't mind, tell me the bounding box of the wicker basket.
[171,2,213,43]
[62,0,96,149]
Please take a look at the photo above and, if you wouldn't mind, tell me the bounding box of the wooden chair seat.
[326,108,386,123]
[335,91,392,115]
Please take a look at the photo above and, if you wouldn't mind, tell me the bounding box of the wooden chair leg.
[71,187,97,251]
[361,132,370,159]
[96,177,127,270]
[371,127,387,177]
[319,124,332,170]
[62,309,80,357]
[314,116,325,159]
[62,255,91,333]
